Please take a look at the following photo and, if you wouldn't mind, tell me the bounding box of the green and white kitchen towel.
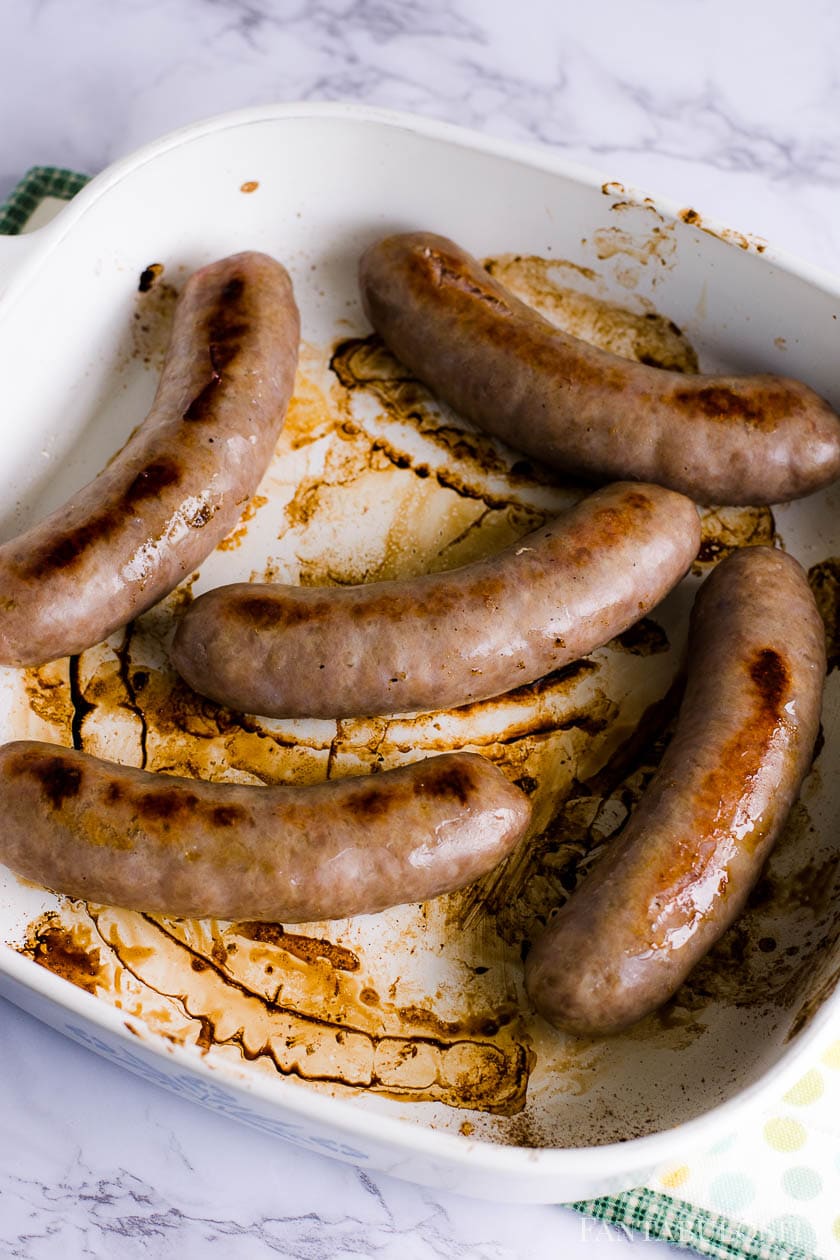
[2,166,838,1260]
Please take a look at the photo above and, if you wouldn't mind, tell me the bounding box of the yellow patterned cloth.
[630,1040,840,1257]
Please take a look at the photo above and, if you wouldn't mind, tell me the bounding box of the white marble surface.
[0,1002,679,1260]
[1,1,839,1256]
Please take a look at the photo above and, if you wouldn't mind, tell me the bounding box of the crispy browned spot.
[621,491,655,514]
[666,383,794,430]
[104,781,123,805]
[222,277,244,304]
[210,804,247,828]
[563,497,654,566]
[25,753,83,810]
[229,594,333,629]
[675,646,791,874]
[136,789,200,820]
[612,617,669,656]
[187,504,215,529]
[351,787,397,818]
[418,761,474,806]
[749,648,789,712]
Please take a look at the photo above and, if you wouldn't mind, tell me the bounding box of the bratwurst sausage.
[0,252,300,667]
[171,481,701,720]
[525,546,825,1036]
[359,233,840,505]
[0,744,530,920]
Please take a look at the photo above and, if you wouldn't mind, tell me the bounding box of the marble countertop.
[1,2,838,1256]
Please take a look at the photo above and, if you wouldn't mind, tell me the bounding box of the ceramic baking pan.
[0,103,838,1203]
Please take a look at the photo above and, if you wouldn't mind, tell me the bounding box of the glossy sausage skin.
[0,252,300,667]
[525,547,825,1036]
[0,744,530,921]
[359,233,840,506]
[171,481,701,719]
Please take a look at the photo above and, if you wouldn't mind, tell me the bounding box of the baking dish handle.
[0,232,40,300]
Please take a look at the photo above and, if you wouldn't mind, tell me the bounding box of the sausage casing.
[359,233,840,506]
[0,744,530,921]
[524,546,826,1036]
[171,481,701,719]
[0,252,300,667]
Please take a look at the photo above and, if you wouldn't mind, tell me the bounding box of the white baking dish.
[0,103,838,1204]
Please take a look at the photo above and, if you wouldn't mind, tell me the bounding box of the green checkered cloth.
[0,166,827,1260]
[573,1190,814,1260]
[0,166,89,235]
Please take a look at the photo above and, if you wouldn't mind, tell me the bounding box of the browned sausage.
[0,252,300,667]
[524,546,825,1036]
[359,233,840,506]
[170,481,701,720]
[0,744,530,921]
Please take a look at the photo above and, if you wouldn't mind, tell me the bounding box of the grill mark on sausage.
[183,373,222,421]
[228,595,326,628]
[182,275,251,422]
[227,574,514,630]
[126,460,182,502]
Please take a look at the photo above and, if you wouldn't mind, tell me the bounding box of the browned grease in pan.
[24,916,104,995]
[808,557,840,673]
[17,252,834,1143]
[130,277,180,370]
[216,495,268,552]
[485,255,693,362]
[22,905,532,1114]
[693,505,777,573]
[678,206,768,254]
